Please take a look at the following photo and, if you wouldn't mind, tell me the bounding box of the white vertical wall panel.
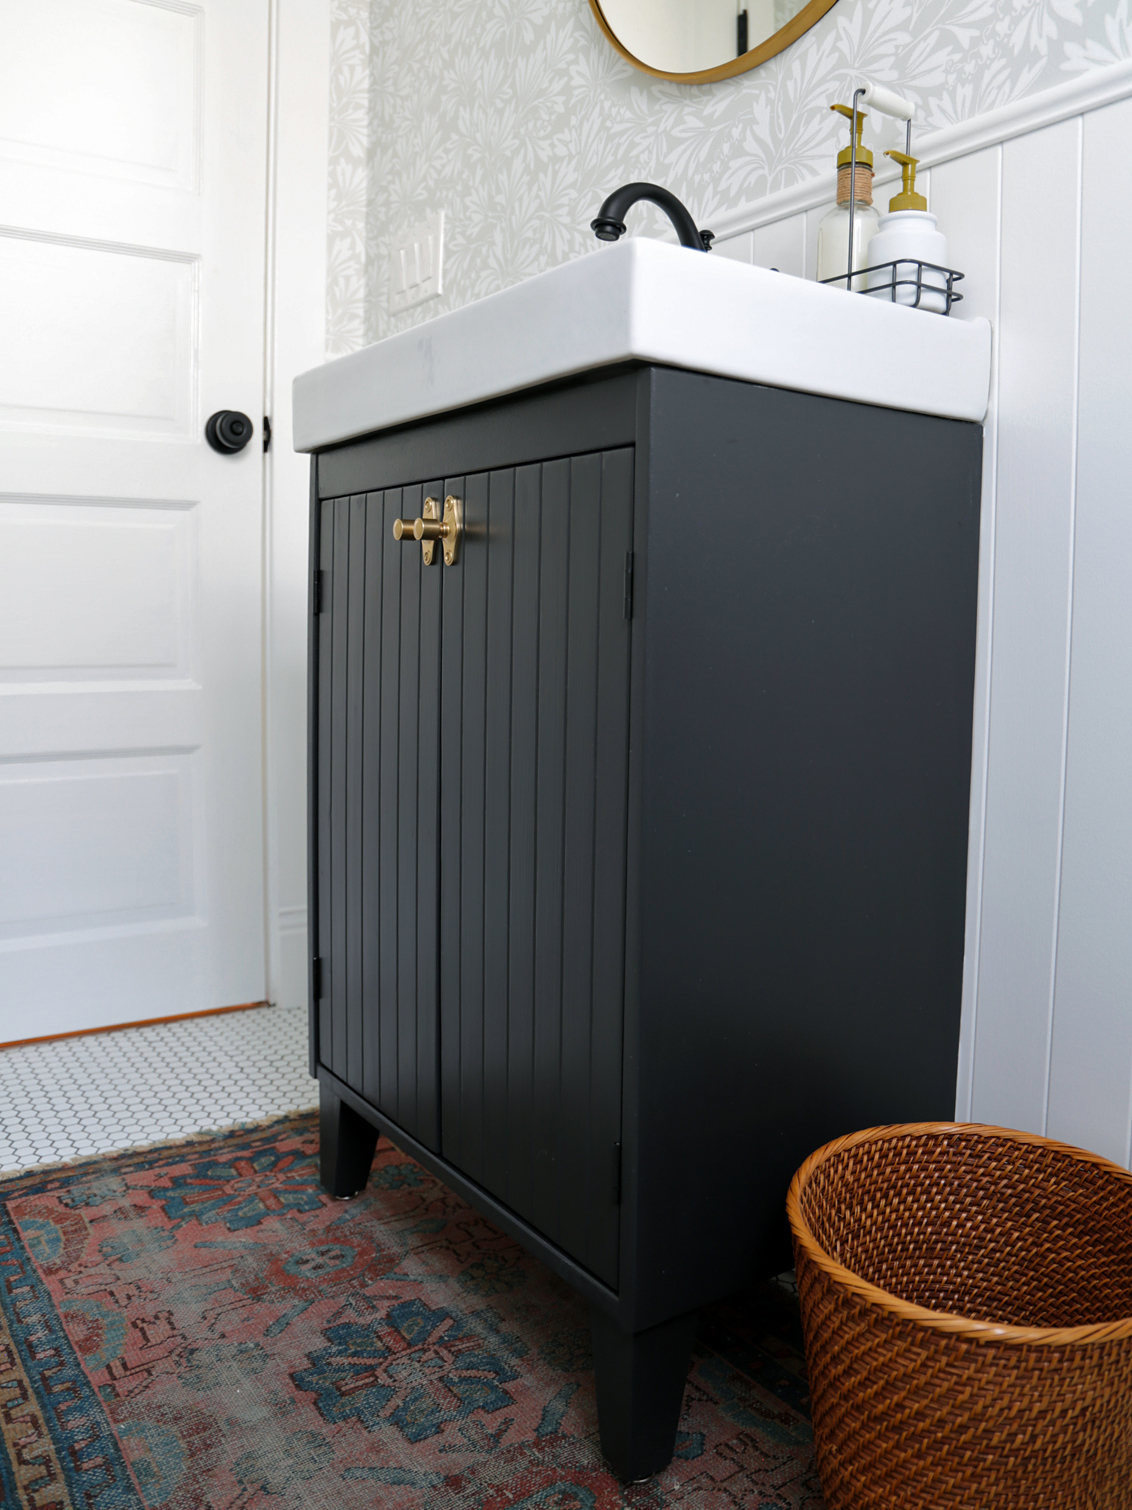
[752,215,805,278]
[928,151,999,331]
[969,119,1081,1135]
[803,205,824,283]
[713,230,753,263]
[1045,97,1132,1163]
[930,146,1003,1120]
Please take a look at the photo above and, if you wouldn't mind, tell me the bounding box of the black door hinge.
[263,416,272,452]
[612,1141,622,1205]
[313,569,325,615]
[623,553,635,619]
[312,956,323,1000]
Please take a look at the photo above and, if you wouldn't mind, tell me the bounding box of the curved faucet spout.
[591,183,714,252]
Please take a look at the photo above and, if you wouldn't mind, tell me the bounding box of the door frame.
[264,0,332,1009]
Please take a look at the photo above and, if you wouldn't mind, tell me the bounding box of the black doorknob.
[205,410,254,454]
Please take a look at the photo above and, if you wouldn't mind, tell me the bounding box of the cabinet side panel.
[329,500,351,1082]
[361,492,384,1106]
[317,504,335,1069]
[345,496,367,1089]
[530,458,571,1241]
[634,369,981,1321]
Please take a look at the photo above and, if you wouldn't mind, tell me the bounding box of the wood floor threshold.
[0,1001,271,1052]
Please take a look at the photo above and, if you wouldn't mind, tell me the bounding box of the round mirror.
[589,0,837,82]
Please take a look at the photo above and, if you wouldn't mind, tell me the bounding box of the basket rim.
[786,1120,1132,1346]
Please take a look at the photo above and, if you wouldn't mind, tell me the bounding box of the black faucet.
[591,183,714,252]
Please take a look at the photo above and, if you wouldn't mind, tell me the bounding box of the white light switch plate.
[389,212,444,312]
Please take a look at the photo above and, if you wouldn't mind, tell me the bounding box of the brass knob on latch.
[392,518,442,541]
[391,494,463,566]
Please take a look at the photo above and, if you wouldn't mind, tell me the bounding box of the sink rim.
[293,237,991,452]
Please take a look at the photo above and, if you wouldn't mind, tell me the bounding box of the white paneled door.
[0,0,269,1039]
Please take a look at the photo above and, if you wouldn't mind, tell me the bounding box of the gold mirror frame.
[587,0,839,83]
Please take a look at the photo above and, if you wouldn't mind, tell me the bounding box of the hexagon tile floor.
[0,1003,316,1175]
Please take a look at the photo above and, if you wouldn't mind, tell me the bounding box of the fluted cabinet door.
[438,450,635,1287]
[316,487,442,1151]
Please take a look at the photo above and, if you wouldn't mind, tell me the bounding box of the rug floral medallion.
[0,1113,822,1509]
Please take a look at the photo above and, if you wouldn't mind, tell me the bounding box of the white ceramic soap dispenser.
[866,149,949,312]
[815,103,879,292]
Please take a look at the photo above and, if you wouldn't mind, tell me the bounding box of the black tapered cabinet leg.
[319,1084,379,1196]
[589,1305,697,1481]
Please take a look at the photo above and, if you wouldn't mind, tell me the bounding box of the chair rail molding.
[708,57,1132,244]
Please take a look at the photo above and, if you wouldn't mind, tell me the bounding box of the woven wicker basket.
[787,1122,1132,1510]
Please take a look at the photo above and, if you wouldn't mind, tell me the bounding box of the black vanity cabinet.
[308,365,983,1480]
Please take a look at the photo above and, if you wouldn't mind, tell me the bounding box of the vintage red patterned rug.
[0,1113,823,1509]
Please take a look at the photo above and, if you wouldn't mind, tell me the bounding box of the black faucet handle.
[700,229,715,250]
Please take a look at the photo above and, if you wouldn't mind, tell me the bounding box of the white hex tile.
[0,1005,314,1175]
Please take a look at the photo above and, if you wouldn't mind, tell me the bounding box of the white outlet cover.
[389,212,444,312]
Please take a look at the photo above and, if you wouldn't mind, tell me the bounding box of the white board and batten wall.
[712,62,1132,1167]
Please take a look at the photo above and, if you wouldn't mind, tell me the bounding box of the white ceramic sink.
[292,237,991,452]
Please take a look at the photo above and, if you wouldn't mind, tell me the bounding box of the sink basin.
[292,237,991,452]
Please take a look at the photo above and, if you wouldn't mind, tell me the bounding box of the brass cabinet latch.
[392,494,462,566]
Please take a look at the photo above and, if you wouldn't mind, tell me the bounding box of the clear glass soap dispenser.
[816,103,880,292]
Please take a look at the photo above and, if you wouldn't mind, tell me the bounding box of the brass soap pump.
[885,147,927,211]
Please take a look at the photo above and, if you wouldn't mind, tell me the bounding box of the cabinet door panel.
[581,448,635,1262]
[316,502,336,1078]
[439,469,486,1176]
[439,449,634,1286]
[345,494,367,1091]
[319,494,360,1089]
[316,489,441,1151]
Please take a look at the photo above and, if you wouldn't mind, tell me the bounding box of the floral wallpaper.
[326,0,371,355]
[325,0,1132,355]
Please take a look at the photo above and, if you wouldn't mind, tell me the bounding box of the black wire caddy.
[820,258,965,315]
[827,86,965,317]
